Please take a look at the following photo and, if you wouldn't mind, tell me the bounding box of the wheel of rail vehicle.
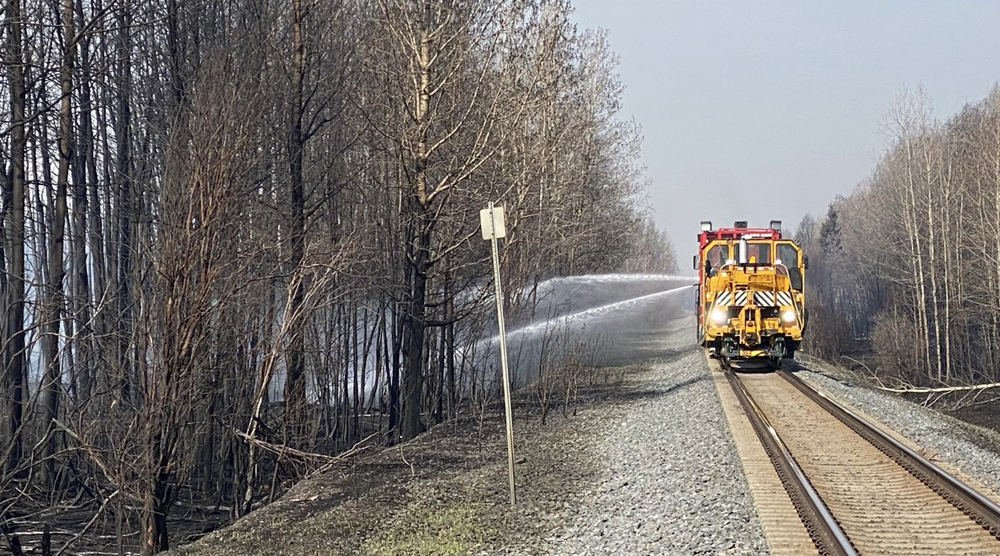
[719,355,732,372]
[767,337,785,371]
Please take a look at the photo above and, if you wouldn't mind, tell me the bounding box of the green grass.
[364,503,494,556]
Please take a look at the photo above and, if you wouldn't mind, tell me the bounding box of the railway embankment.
[166,317,1000,556]
[167,318,767,556]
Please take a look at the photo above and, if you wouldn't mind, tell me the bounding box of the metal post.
[488,201,517,506]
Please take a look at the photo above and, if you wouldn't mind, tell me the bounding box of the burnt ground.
[161,357,1000,556]
[951,401,1000,436]
[9,341,999,555]
[161,346,999,556]
[4,286,693,556]
[930,393,1000,455]
[164,364,649,556]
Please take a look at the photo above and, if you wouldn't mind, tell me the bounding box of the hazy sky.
[568,1,1000,261]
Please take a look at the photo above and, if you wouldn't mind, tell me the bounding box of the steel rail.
[724,368,857,556]
[779,369,1000,539]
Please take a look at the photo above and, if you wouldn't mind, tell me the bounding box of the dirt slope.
[165,366,644,556]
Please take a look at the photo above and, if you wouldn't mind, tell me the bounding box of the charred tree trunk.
[400,5,434,442]
[41,0,75,487]
[388,299,402,440]
[283,0,307,443]
[114,1,134,405]
[4,0,27,475]
[70,0,94,404]
[402,208,430,440]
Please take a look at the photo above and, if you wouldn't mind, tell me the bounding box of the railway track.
[724,365,1000,555]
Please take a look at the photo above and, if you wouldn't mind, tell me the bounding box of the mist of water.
[530,273,694,288]
[470,281,695,388]
[481,284,693,347]
[288,273,696,402]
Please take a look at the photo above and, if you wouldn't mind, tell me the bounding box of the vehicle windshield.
[704,245,729,275]
[746,242,770,264]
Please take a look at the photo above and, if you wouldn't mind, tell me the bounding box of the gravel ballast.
[798,357,1000,500]
[499,319,769,555]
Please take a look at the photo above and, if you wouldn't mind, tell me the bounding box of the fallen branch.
[874,382,1000,394]
[399,444,415,478]
[233,430,376,468]
[55,490,119,556]
[839,356,884,385]
[51,419,122,495]
[0,517,25,556]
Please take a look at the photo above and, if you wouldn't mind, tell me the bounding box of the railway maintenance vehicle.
[695,220,806,368]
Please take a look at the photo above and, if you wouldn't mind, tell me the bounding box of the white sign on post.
[480,206,506,240]
[480,202,516,507]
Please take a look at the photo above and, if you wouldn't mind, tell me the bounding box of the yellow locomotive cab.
[696,221,806,368]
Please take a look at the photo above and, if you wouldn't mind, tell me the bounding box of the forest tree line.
[797,86,1000,389]
[0,0,676,553]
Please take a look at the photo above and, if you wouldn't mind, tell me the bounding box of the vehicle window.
[777,242,803,291]
[777,243,799,267]
[705,245,729,275]
[748,242,770,264]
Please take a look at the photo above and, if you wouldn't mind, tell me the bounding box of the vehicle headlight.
[781,309,796,323]
[711,308,728,325]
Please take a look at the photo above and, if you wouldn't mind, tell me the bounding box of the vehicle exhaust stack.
[738,236,749,264]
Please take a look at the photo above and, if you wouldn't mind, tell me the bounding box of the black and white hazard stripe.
[753,291,776,307]
[715,291,732,306]
[734,291,748,306]
[716,290,757,307]
[749,291,794,307]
